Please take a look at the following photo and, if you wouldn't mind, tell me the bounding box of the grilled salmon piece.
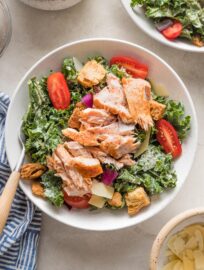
[122,78,153,130]
[86,120,135,136]
[71,157,103,178]
[64,141,92,158]
[77,60,106,88]
[118,154,136,166]
[93,74,133,124]
[87,147,124,170]
[46,156,55,171]
[80,108,115,126]
[100,134,140,159]
[52,152,65,173]
[55,144,84,188]
[68,107,82,129]
[62,128,99,147]
[54,144,92,196]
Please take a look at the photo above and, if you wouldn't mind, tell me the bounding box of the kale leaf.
[23,58,90,164]
[41,171,64,207]
[131,0,204,43]
[23,77,72,164]
[153,95,191,141]
[114,145,177,196]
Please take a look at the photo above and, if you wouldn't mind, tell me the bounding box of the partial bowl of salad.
[5,38,197,231]
[121,0,204,52]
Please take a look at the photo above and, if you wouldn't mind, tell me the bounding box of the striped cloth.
[0,92,41,270]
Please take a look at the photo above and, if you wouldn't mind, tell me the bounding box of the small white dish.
[150,208,204,269]
[19,0,81,11]
[5,38,198,231]
[121,0,204,53]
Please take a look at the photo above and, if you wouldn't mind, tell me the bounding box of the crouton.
[77,60,106,88]
[108,192,123,207]
[125,187,150,216]
[32,182,44,197]
[150,100,166,121]
[20,163,46,180]
[192,35,204,47]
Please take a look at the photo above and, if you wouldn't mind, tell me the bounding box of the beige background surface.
[2,0,204,269]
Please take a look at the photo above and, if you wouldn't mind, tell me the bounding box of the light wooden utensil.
[0,124,25,234]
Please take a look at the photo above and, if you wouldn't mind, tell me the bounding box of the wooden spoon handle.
[0,171,20,234]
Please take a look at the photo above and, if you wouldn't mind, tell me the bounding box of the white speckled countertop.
[2,0,204,269]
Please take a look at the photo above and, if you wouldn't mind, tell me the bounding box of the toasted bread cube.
[77,60,106,88]
[192,36,204,47]
[150,100,166,121]
[125,187,150,216]
[32,182,44,197]
[108,192,123,207]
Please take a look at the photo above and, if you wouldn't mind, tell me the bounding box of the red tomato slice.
[64,192,91,209]
[47,72,71,110]
[156,119,182,158]
[161,21,183,40]
[110,56,148,79]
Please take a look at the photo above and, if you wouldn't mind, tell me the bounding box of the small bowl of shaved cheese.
[150,208,204,270]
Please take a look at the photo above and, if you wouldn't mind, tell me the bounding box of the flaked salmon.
[54,144,92,196]
[86,121,135,136]
[71,157,103,178]
[68,108,82,129]
[62,128,99,147]
[87,147,124,169]
[100,134,140,159]
[118,154,136,166]
[80,108,115,126]
[93,74,133,124]
[64,141,92,158]
[122,78,153,130]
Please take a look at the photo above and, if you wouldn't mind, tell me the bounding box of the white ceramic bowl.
[121,0,204,53]
[5,38,198,231]
[150,208,204,269]
[19,0,81,10]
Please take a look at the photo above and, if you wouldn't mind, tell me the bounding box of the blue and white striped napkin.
[0,92,41,270]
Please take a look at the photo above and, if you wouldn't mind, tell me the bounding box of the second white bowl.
[121,0,204,53]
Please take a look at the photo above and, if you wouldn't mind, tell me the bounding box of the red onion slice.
[81,93,93,108]
[155,19,173,32]
[102,169,118,186]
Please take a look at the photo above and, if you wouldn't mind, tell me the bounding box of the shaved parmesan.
[134,128,151,158]
[91,180,114,199]
[163,260,179,270]
[150,80,170,97]
[88,195,105,208]
[164,224,204,270]
[173,261,183,270]
[194,250,204,270]
[183,256,194,270]
[73,57,83,71]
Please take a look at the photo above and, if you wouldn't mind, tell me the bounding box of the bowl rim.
[150,207,204,269]
[0,0,12,56]
[121,0,204,53]
[5,38,198,231]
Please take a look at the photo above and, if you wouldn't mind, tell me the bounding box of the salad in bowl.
[130,0,204,47]
[20,53,191,217]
